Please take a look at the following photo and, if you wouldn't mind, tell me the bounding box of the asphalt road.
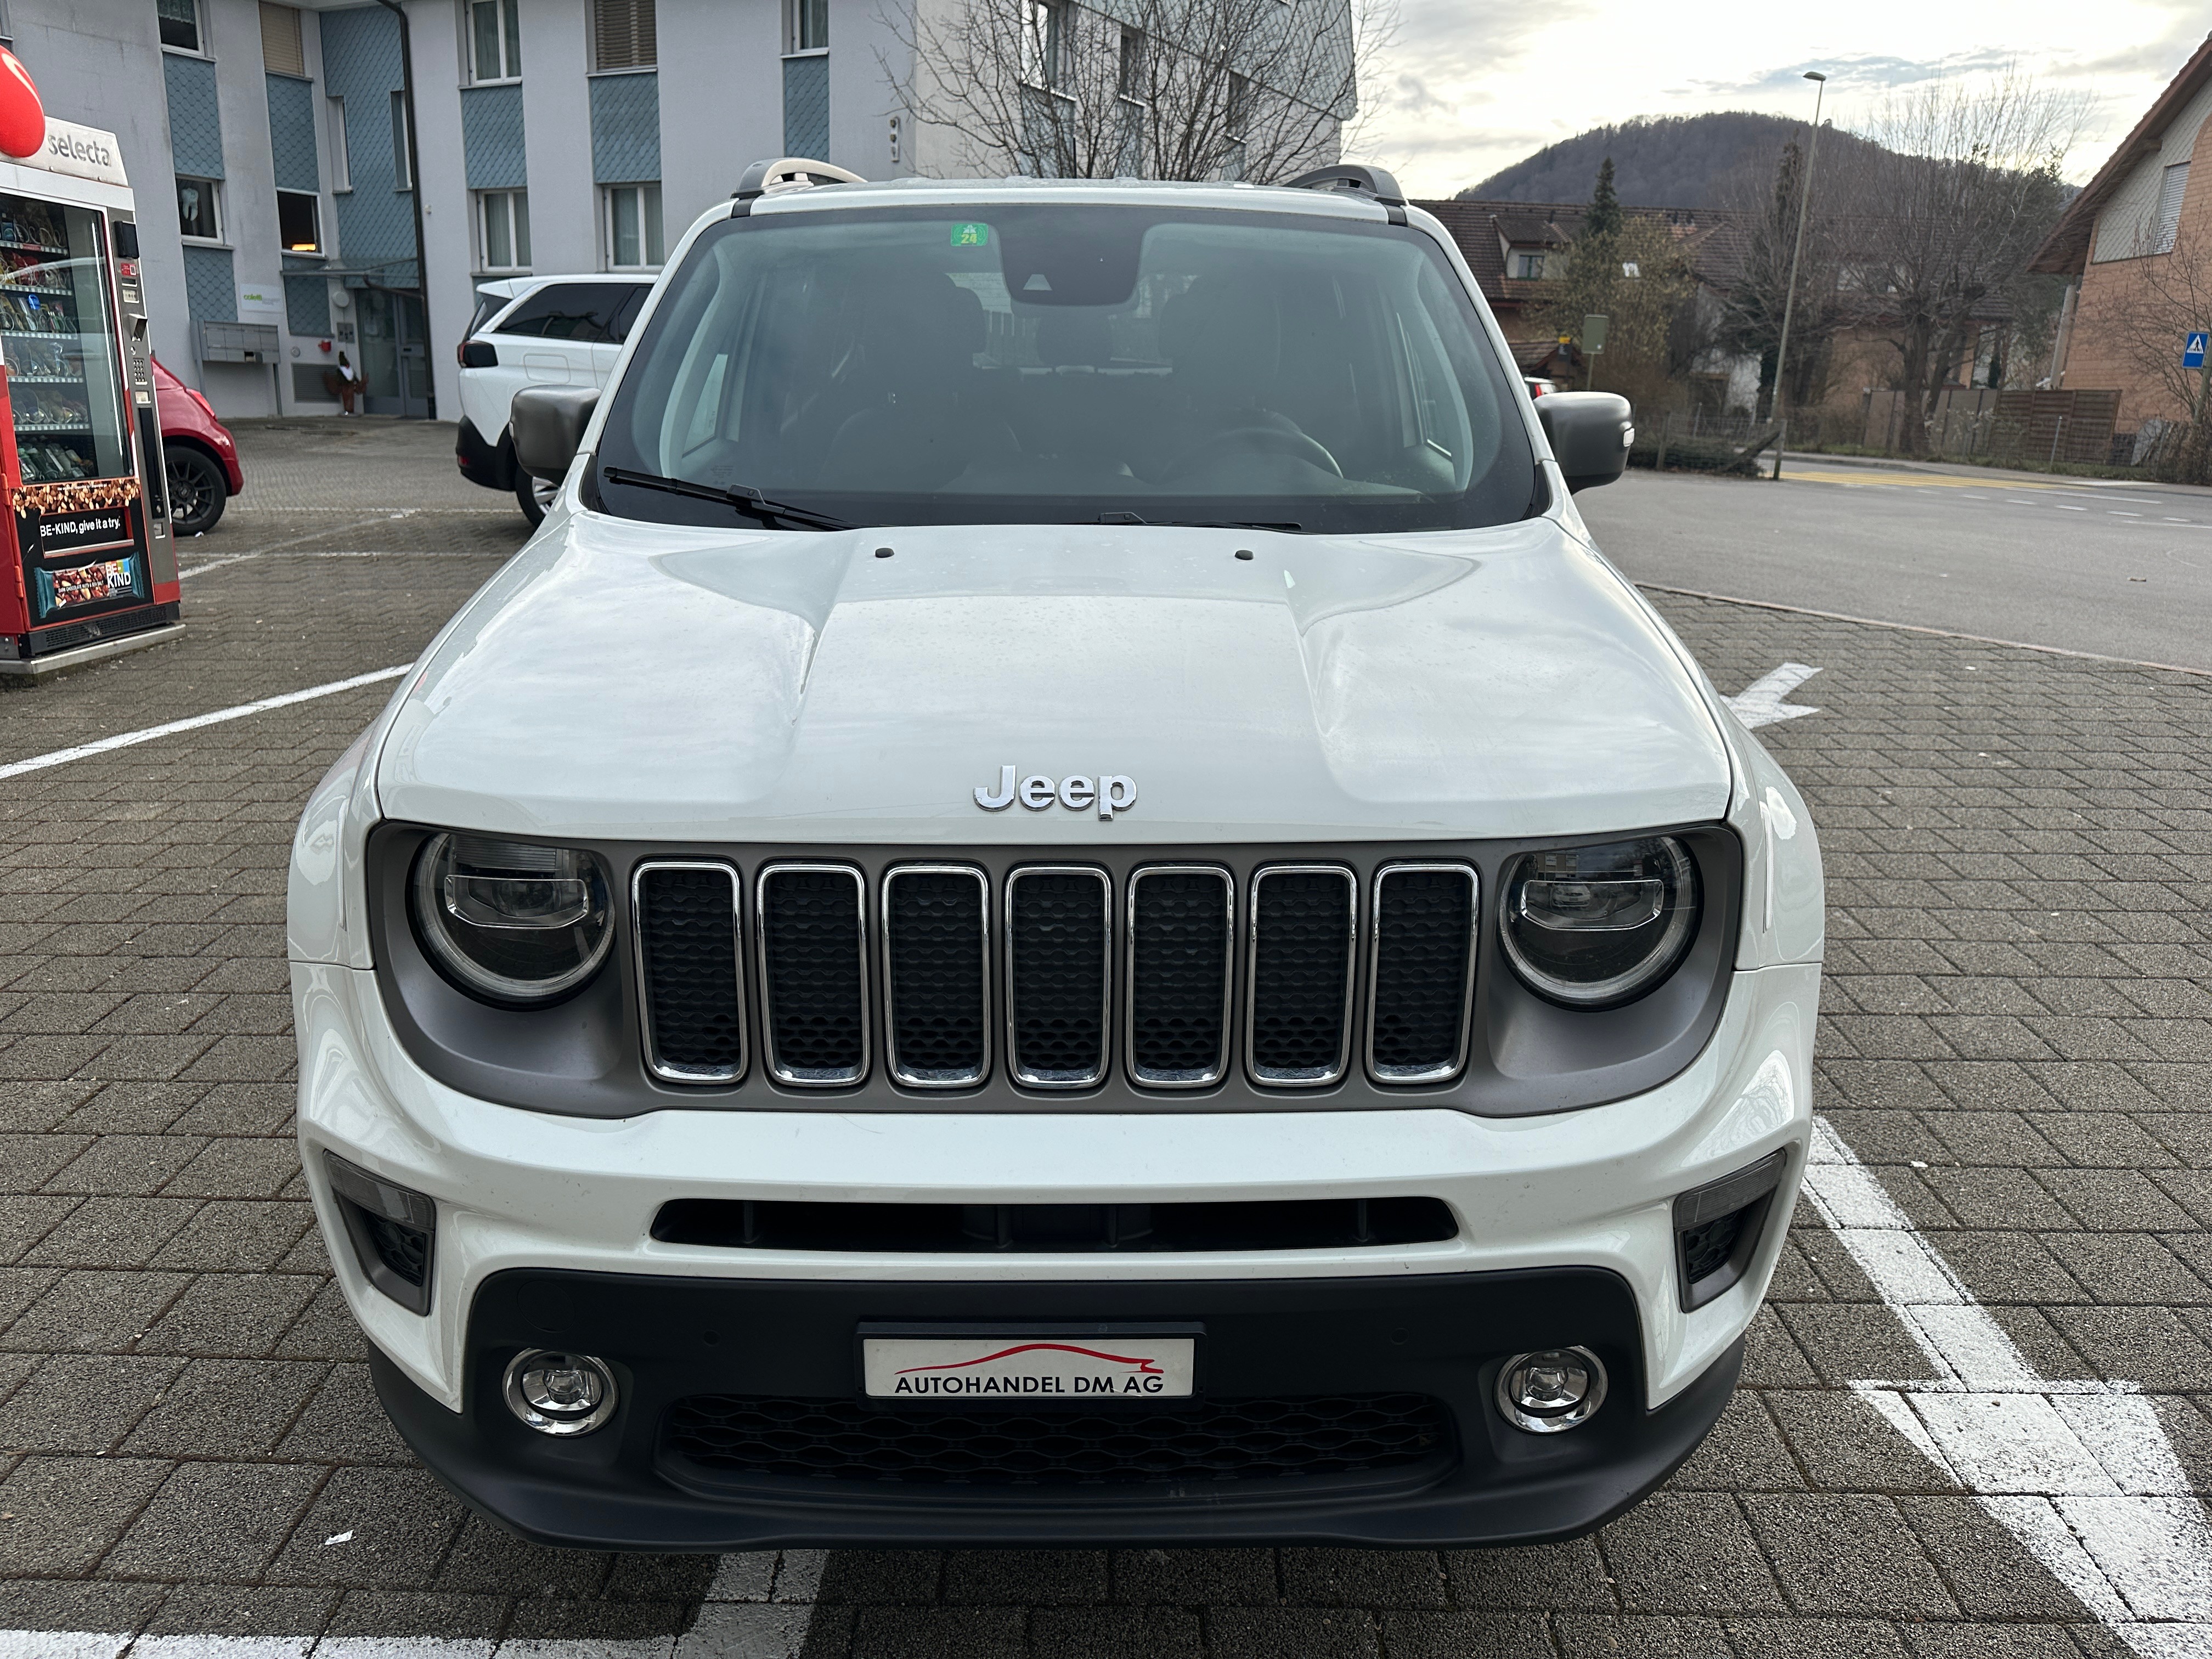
[1579,462,2212,673]
[2,426,2210,1657]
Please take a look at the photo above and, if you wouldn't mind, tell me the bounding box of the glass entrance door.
[357,287,430,417]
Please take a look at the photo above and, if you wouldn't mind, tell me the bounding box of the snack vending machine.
[0,117,177,675]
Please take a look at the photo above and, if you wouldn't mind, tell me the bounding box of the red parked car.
[152,356,244,536]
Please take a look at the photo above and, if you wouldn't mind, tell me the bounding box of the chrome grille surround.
[1124,864,1235,1088]
[1004,865,1113,1090]
[631,859,746,1086]
[1244,865,1358,1088]
[755,862,870,1087]
[1364,862,1480,1086]
[881,864,992,1089]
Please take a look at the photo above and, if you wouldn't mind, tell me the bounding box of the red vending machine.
[0,115,177,677]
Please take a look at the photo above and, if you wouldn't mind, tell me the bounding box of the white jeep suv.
[291,161,1822,1550]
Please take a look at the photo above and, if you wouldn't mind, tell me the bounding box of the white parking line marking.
[0,667,409,782]
[1804,1117,2212,1650]
[1725,663,1823,727]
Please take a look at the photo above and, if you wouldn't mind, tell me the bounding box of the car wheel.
[516,469,558,528]
[166,447,228,535]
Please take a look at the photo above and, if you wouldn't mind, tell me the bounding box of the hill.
[1459,112,1888,208]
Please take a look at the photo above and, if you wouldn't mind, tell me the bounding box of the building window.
[592,0,656,70]
[1117,27,1145,99]
[469,0,521,83]
[175,175,221,241]
[1226,72,1251,137]
[326,95,350,191]
[479,189,531,271]
[259,2,304,75]
[1023,0,1061,89]
[276,189,321,252]
[792,0,827,51]
[606,183,662,268]
[158,0,203,53]
[1511,251,1546,280]
[391,91,413,189]
[2156,162,2190,255]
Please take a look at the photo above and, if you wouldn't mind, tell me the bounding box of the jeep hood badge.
[976,765,1137,819]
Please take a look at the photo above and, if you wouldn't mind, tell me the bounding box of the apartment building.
[3,0,925,417]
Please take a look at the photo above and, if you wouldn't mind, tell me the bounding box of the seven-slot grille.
[634,860,1479,1093]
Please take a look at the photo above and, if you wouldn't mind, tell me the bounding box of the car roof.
[734,175,1395,228]
[478,272,654,301]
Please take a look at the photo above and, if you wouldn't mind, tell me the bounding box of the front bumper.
[294,953,1815,1545]
[374,1264,1743,1549]
[454,415,514,492]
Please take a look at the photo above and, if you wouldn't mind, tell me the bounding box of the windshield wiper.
[601,466,856,532]
[1095,512,1305,532]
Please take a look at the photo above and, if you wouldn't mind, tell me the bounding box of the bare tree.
[886,0,1391,184]
[1839,69,2083,453]
[1714,139,1848,420]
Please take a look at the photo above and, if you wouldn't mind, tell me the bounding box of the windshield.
[594,204,1537,534]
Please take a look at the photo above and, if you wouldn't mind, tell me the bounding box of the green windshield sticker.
[950,222,990,248]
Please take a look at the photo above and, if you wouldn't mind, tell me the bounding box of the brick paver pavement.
[1,430,2207,1655]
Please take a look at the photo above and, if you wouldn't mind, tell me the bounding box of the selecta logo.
[891,1342,1170,1396]
[974,766,1137,819]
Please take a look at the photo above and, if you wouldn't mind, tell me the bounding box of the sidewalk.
[1776,447,2212,498]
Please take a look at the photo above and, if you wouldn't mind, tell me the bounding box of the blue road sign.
[2186,332,2208,368]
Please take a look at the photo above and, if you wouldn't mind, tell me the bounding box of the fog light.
[503,1349,618,1436]
[1496,1346,1607,1434]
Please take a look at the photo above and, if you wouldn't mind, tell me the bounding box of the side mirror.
[511,385,601,482]
[1536,391,1634,493]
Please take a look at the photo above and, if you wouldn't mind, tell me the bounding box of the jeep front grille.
[1246,867,1357,1086]
[757,864,868,1086]
[882,866,990,1087]
[633,856,1479,1093]
[1005,867,1112,1088]
[634,862,746,1084]
[1126,866,1234,1087]
[1366,864,1478,1084]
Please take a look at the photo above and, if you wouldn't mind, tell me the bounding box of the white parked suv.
[454,274,654,525]
[291,160,1823,1550]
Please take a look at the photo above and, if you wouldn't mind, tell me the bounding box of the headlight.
[410,832,613,1005]
[1499,836,1699,1008]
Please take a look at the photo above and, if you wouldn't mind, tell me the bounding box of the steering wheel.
[1167,425,1344,481]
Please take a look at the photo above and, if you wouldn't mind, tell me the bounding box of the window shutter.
[2157,162,2190,255]
[260,2,306,76]
[592,0,657,70]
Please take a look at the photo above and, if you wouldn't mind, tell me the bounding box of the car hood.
[374,512,1732,843]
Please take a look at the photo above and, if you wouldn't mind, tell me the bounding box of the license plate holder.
[857,1322,1203,1402]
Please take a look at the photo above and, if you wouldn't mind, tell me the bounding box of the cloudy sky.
[1358,0,2209,198]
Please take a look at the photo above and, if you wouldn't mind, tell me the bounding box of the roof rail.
[1284,164,1408,208]
[731,157,867,206]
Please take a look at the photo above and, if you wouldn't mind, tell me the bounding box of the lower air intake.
[665,1392,1452,1487]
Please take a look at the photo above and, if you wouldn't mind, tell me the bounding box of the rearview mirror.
[511,385,601,483]
[1536,392,1634,493]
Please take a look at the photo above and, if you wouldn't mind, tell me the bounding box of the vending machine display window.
[0,190,148,625]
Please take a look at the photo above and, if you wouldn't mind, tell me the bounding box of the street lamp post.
[1770,70,1826,482]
